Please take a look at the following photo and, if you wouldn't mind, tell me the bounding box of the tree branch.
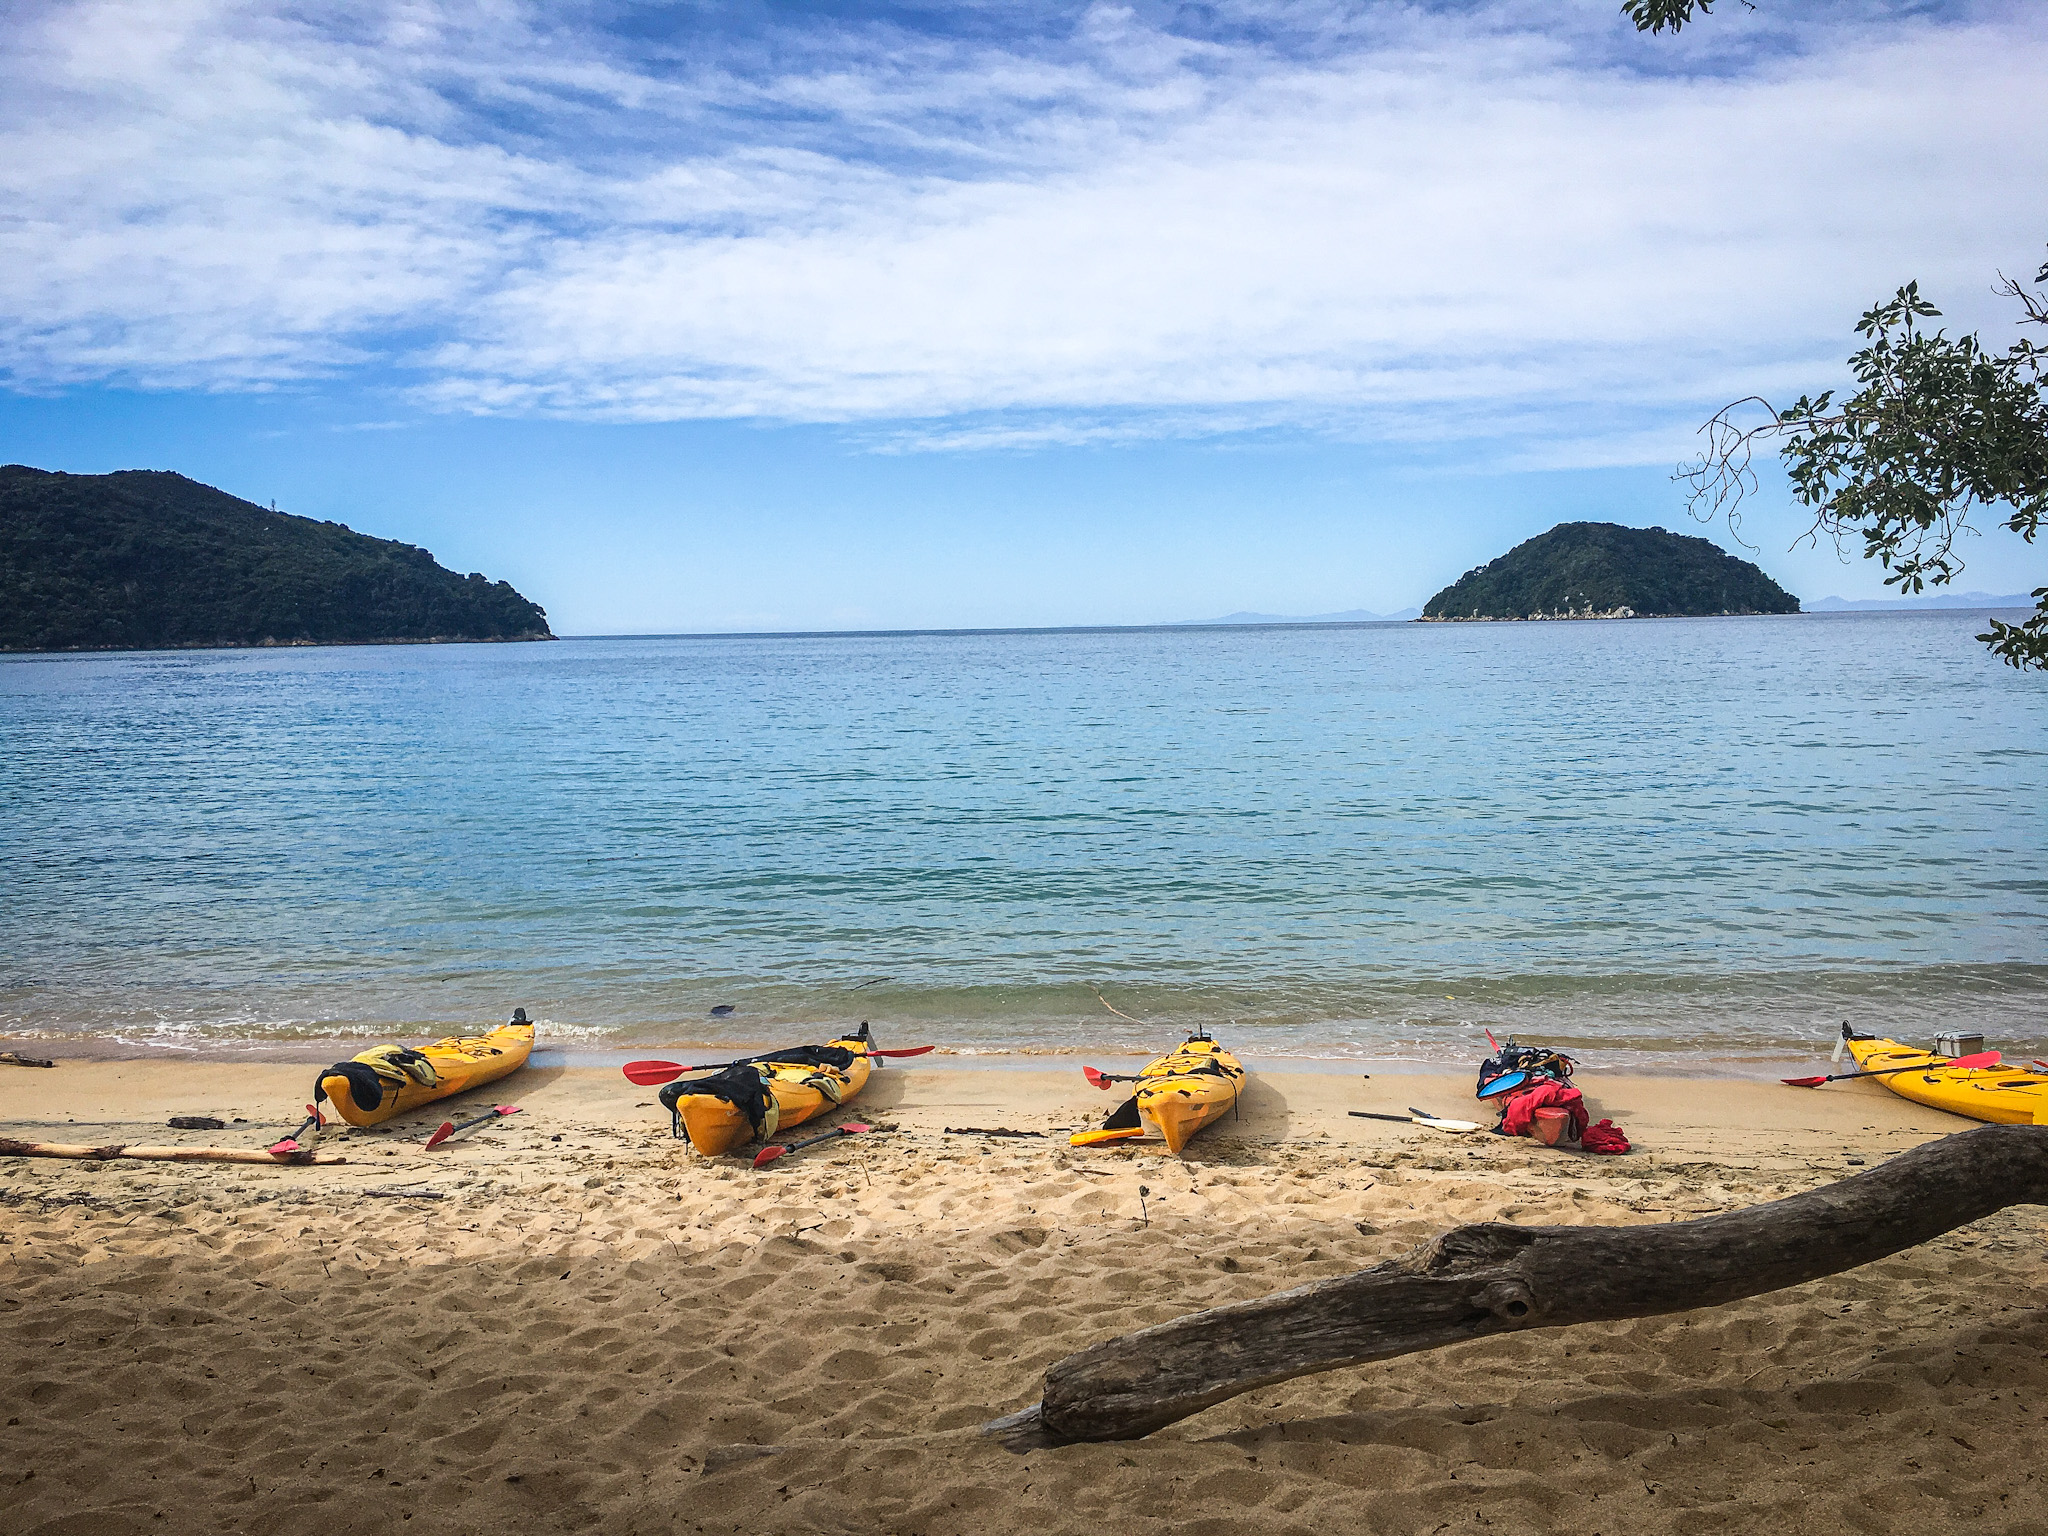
[1673,268,2048,667]
[985,1124,2048,1450]
[1621,0,1754,35]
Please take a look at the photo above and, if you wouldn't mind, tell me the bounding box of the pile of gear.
[1476,1038,1630,1154]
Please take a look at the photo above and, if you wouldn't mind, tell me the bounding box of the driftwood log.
[0,1138,345,1166]
[986,1124,2048,1450]
[0,1051,56,1069]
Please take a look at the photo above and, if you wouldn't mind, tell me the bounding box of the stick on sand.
[0,1137,347,1165]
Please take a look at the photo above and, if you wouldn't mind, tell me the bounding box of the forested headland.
[0,466,553,652]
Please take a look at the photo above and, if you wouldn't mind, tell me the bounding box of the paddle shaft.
[782,1127,861,1154]
[1346,1110,1483,1132]
[1787,1050,1999,1087]
[623,1046,931,1086]
[1083,1067,1143,1087]
[442,1105,518,1135]
[753,1123,875,1167]
[267,1104,325,1156]
[425,1105,520,1149]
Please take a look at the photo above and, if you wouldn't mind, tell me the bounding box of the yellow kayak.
[1842,1034,2048,1125]
[1073,1035,1245,1155]
[315,1010,534,1128]
[659,1029,876,1157]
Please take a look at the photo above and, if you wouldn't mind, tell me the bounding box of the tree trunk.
[0,1138,346,1166]
[986,1124,2048,1450]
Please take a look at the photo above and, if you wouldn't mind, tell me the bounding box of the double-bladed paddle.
[1348,1108,1486,1133]
[267,1103,324,1157]
[622,1046,932,1088]
[1782,1050,1998,1088]
[424,1104,521,1149]
[752,1123,874,1168]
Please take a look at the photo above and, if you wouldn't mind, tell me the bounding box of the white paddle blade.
[1409,1110,1484,1133]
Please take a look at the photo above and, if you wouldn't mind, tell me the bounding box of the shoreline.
[0,1058,1999,1166]
[0,1031,1857,1081]
[10,605,2033,657]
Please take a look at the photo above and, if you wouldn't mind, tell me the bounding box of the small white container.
[1933,1031,1985,1058]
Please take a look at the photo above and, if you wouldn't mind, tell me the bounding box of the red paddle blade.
[1947,1050,2000,1069]
[751,1144,789,1168]
[493,1105,523,1117]
[1083,1066,1114,1090]
[424,1121,457,1150]
[872,1046,934,1058]
[267,1138,301,1156]
[1781,1075,1829,1088]
[837,1123,871,1135]
[623,1060,688,1086]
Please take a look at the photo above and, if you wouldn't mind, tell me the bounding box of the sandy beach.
[4,1056,2045,1536]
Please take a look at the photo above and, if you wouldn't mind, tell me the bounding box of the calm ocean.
[3,612,2043,1072]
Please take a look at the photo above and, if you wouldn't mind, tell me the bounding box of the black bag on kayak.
[744,1045,856,1072]
[660,1062,778,1141]
[314,1045,440,1114]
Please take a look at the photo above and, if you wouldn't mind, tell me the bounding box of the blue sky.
[4,0,2045,632]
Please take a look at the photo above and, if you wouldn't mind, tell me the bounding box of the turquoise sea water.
[2,612,2043,1070]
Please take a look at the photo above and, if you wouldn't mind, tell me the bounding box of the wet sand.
[4,1058,2045,1535]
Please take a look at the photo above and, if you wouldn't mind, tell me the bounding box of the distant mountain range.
[1804,591,2037,611]
[1177,607,1423,626]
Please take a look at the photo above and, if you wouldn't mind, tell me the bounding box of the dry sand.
[3,1055,2045,1536]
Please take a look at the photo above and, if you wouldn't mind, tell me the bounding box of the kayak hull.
[1145,1091,1223,1155]
[1843,1037,2048,1125]
[1075,1037,1245,1155]
[672,1036,875,1157]
[319,1022,534,1128]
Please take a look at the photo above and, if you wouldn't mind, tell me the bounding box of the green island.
[0,465,552,652]
[1422,521,1800,622]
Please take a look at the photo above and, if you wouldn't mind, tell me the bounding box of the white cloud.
[3,0,2043,460]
